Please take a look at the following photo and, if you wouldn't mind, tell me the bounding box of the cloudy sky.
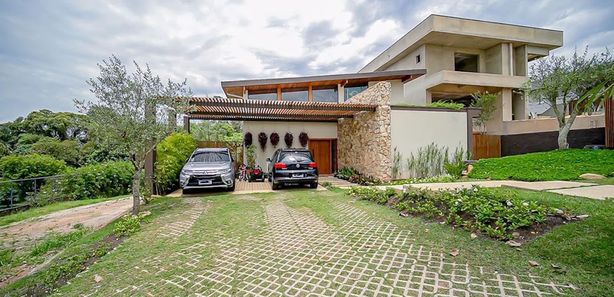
[1,0,613,122]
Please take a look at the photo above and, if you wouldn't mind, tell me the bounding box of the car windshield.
[279,151,312,163]
[190,151,230,163]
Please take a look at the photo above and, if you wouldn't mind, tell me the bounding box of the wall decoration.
[244,132,253,146]
[284,132,293,148]
[270,132,280,147]
[299,132,309,147]
[258,132,268,151]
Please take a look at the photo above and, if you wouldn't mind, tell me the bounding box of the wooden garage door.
[309,139,333,175]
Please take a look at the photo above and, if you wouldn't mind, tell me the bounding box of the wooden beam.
[277,86,282,101]
[308,83,313,102]
[188,98,377,111]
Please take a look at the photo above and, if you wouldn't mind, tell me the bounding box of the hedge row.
[155,132,196,194]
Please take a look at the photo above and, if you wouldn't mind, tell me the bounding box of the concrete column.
[337,84,345,103]
[512,92,527,120]
[242,88,248,100]
[501,88,513,121]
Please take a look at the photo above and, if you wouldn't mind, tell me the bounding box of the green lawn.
[469,149,614,181]
[0,196,124,227]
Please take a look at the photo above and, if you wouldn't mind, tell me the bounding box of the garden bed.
[348,186,584,242]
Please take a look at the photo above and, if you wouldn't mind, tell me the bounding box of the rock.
[529,260,540,267]
[466,164,474,175]
[94,274,103,283]
[506,240,522,247]
[470,233,478,239]
[551,263,561,269]
[449,249,459,257]
[579,173,606,180]
[399,212,409,217]
[575,215,590,220]
[512,232,520,239]
[555,209,564,215]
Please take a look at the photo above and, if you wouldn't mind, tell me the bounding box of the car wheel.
[271,179,280,190]
[182,188,191,195]
[309,182,318,189]
[228,181,235,192]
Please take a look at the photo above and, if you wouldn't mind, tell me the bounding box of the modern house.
[184,15,606,181]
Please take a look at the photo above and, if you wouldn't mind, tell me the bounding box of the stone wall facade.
[338,81,392,181]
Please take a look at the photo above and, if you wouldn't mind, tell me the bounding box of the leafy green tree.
[30,139,82,167]
[76,55,191,214]
[470,92,497,133]
[191,121,242,142]
[13,133,55,154]
[527,48,613,149]
[21,110,86,140]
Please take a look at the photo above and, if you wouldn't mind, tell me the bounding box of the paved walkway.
[67,194,575,296]
[376,180,614,200]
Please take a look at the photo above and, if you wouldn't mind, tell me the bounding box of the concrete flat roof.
[221,69,425,97]
[361,14,564,72]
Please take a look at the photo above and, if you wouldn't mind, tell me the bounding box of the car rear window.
[279,151,312,163]
[190,151,230,162]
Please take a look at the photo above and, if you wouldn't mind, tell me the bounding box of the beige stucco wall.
[242,121,337,168]
[391,109,468,179]
[497,114,605,135]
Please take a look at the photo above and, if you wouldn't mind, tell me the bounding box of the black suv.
[267,148,318,190]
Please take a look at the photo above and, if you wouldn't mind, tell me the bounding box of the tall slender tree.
[527,48,613,149]
[76,55,191,214]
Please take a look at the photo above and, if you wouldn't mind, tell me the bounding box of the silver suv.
[180,148,235,192]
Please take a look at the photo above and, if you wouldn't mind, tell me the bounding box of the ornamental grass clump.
[348,186,552,240]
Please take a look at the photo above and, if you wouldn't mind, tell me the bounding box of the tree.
[470,92,497,133]
[76,55,191,214]
[527,48,613,149]
[191,121,242,142]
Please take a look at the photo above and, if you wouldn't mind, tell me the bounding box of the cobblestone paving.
[76,196,576,297]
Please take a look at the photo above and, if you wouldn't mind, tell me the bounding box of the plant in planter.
[258,132,267,151]
[244,132,253,147]
[299,132,309,147]
[284,132,293,147]
[270,132,280,147]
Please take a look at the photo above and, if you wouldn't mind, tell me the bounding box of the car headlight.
[181,169,193,175]
[220,168,233,175]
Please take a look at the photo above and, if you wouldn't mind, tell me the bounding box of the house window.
[282,88,308,101]
[344,84,368,101]
[312,87,338,102]
[416,54,421,64]
[248,92,277,100]
[454,53,479,72]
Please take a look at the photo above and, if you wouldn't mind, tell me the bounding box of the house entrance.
[308,139,336,175]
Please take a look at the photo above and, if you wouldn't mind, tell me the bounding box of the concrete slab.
[503,181,597,191]
[549,185,614,200]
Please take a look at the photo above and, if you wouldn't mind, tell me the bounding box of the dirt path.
[0,197,132,250]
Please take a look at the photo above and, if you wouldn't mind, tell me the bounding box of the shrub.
[155,132,197,193]
[38,161,134,203]
[469,149,614,181]
[335,166,359,180]
[406,143,449,178]
[348,186,552,240]
[428,101,465,110]
[0,154,68,180]
[443,146,469,178]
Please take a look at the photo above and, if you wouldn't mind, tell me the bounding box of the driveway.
[57,191,577,296]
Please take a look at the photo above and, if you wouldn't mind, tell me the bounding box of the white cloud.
[0,0,613,121]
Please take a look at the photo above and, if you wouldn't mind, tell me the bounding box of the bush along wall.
[0,154,69,202]
[37,161,134,205]
[155,132,197,194]
[348,186,579,241]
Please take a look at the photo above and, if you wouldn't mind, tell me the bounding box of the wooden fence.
[472,133,501,160]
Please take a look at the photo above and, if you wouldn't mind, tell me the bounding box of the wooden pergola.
[183,97,378,129]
